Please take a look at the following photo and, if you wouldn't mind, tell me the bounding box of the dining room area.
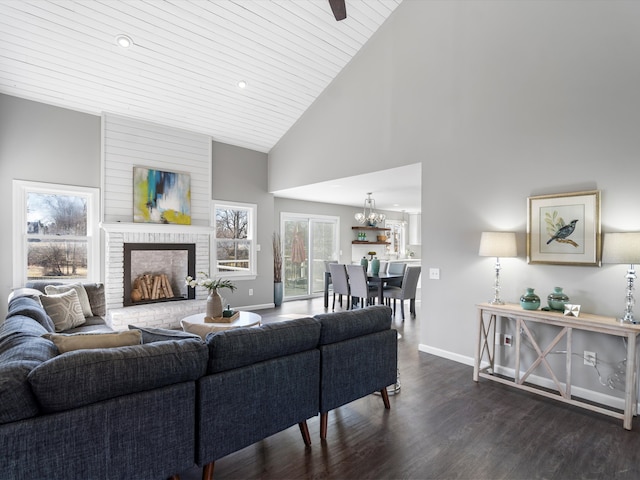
[324,259,421,320]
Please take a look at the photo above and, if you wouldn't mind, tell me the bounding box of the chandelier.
[355,192,386,227]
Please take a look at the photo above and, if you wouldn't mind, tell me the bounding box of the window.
[212,200,257,279]
[13,180,100,286]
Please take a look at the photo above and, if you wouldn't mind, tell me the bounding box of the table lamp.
[479,232,517,305]
[602,232,640,324]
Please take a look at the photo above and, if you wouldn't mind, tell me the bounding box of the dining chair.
[386,262,407,288]
[346,264,378,308]
[378,260,389,275]
[328,263,350,311]
[383,266,421,320]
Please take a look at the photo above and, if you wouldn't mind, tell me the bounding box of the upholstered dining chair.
[386,262,407,288]
[383,265,421,320]
[346,264,378,308]
[328,263,350,311]
[378,260,389,275]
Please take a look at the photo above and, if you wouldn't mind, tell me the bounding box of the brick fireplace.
[101,223,212,330]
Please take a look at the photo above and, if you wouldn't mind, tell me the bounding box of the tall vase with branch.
[273,232,283,306]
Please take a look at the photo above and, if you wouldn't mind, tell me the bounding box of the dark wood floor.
[179,297,640,480]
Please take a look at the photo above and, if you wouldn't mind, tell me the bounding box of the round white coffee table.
[180,311,262,338]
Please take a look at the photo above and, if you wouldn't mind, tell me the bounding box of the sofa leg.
[202,462,215,480]
[320,412,328,440]
[380,388,391,409]
[298,420,312,446]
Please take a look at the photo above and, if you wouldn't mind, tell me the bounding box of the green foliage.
[544,211,566,238]
[185,272,236,292]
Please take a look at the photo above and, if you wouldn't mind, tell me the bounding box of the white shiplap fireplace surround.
[101,114,212,330]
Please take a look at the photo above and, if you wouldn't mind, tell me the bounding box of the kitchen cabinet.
[409,214,421,244]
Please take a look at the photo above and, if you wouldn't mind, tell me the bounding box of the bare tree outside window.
[27,193,88,279]
[215,208,250,272]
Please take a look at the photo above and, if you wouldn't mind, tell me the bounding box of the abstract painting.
[133,167,191,224]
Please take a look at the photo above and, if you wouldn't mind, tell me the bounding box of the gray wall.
[210,141,274,308]
[269,1,640,401]
[0,94,101,319]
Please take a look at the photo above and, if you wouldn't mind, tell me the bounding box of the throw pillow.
[181,320,230,340]
[44,283,93,317]
[43,330,142,353]
[40,289,86,332]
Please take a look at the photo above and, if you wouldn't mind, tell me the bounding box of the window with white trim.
[13,180,100,286]
[212,200,257,279]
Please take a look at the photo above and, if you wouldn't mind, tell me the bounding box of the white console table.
[473,303,640,430]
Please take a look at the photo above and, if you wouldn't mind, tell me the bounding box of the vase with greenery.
[185,272,236,319]
[273,232,283,306]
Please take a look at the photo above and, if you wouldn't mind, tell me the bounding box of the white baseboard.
[418,343,629,412]
[238,302,276,311]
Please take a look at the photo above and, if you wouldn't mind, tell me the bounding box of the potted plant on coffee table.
[185,272,236,320]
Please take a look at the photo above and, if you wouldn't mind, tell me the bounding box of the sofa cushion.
[7,295,55,332]
[206,317,320,374]
[129,324,200,343]
[0,316,58,424]
[28,339,208,413]
[63,317,113,334]
[40,289,86,332]
[45,283,93,317]
[43,330,142,353]
[314,305,392,345]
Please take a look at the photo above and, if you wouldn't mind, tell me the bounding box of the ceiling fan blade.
[328,0,347,21]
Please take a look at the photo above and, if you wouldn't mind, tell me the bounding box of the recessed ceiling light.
[115,34,133,49]
[237,80,247,89]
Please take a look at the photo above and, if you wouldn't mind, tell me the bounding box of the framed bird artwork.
[527,190,601,266]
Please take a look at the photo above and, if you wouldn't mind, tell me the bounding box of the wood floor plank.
[179,297,640,480]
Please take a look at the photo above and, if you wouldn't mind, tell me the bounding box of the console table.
[474,303,640,430]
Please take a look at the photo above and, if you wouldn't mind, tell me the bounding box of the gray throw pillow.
[40,289,86,332]
[45,283,93,317]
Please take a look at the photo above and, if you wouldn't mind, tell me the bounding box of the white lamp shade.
[479,232,517,258]
[602,233,640,264]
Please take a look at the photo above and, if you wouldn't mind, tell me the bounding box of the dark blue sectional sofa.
[1,286,397,480]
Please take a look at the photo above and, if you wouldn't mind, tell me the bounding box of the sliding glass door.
[282,214,339,299]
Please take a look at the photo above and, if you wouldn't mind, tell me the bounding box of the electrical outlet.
[429,268,440,280]
[584,351,596,366]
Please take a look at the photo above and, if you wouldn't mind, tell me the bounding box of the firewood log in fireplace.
[132,274,176,302]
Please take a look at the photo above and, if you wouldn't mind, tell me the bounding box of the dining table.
[323,269,404,309]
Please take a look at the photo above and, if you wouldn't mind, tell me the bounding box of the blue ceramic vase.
[547,287,569,311]
[371,258,380,275]
[520,288,540,310]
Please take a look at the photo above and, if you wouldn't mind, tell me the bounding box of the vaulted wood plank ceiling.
[0,0,402,153]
